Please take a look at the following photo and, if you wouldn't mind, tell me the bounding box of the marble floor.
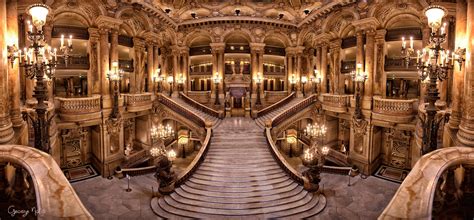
[72,172,399,219]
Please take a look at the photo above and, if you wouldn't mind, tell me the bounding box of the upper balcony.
[372,96,417,123]
[322,93,352,113]
[55,95,101,122]
[123,93,153,112]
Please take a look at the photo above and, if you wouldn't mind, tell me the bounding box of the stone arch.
[297,28,317,47]
[222,29,255,44]
[184,30,215,47]
[322,8,359,38]
[370,2,424,29]
[115,6,153,37]
[262,31,291,47]
[52,10,92,27]
[383,12,423,29]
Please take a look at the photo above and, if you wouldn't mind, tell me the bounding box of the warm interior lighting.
[107,61,122,81]
[167,76,174,84]
[150,147,162,157]
[27,4,50,29]
[167,149,177,161]
[213,72,221,84]
[424,5,446,31]
[286,129,297,144]
[301,76,308,84]
[255,73,262,84]
[178,130,189,145]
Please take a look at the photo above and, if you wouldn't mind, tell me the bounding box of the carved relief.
[384,128,412,169]
[60,128,89,168]
[352,118,368,154]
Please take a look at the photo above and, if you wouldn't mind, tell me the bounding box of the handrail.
[380,147,474,220]
[175,127,212,186]
[265,128,304,184]
[255,92,295,118]
[179,92,222,118]
[373,96,416,116]
[117,165,156,177]
[0,145,92,219]
[272,94,316,127]
[158,94,206,128]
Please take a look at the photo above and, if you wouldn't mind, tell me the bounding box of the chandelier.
[304,122,327,139]
[403,5,465,154]
[151,124,174,141]
[6,4,71,152]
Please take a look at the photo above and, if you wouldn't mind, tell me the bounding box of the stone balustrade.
[55,95,101,122]
[0,145,93,219]
[123,92,153,112]
[380,147,474,219]
[372,96,417,123]
[322,94,351,113]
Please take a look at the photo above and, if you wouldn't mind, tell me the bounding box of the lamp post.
[7,4,63,153]
[289,74,297,92]
[108,62,123,119]
[301,76,308,97]
[255,72,262,106]
[411,5,465,154]
[154,67,161,93]
[401,36,415,68]
[311,68,322,95]
[213,72,221,105]
[177,74,185,92]
[167,76,174,96]
[302,145,329,192]
[350,63,367,120]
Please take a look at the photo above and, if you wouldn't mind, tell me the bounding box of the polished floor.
[72,118,400,219]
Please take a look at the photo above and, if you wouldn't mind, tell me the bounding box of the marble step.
[162,191,314,215]
[183,178,294,193]
[195,168,283,177]
[203,157,276,165]
[178,182,300,198]
[198,162,278,170]
[187,175,291,188]
[174,185,305,204]
[190,172,288,183]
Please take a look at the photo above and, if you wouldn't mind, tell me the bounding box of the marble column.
[42,23,53,101]
[146,43,154,92]
[250,43,265,94]
[420,26,432,102]
[172,47,179,94]
[450,0,467,129]
[154,46,159,71]
[375,30,387,97]
[132,38,146,93]
[329,40,341,94]
[98,28,110,103]
[286,52,294,93]
[88,28,100,95]
[364,29,376,99]
[110,29,119,64]
[321,44,328,94]
[457,0,474,147]
[7,0,22,128]
[356,31,364,67]
[0,0,14,143]
[161,47,169,92]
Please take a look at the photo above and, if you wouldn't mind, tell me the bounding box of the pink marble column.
[364,29,376,98]
[153,45,159,72]
[450,0,467,128]
[88,28,100,95]
[320,44,328,94]
[356,31,364,66]
[457,0,474,147]
[98,28,110,97]
[110,29,119,65]
[375,30,387,97]
[0,0,14,143]
[420,26,432,102]
[7,0,23,128]
[147,43,154,92]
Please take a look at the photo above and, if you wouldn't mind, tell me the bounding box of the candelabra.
[301,76,308,97]
[150,124,175,157]
[154,68,162,93]
[7,4,64,152]
[302,145,329,192]
[255,73,263,106]
[289,74,297,92]
[310,68,322,95]
[167,76,174,96]
[350,63,367,119]
[213,72,221,105]
[59,34,73,66]
[108,62,123,119]
[409,5,465,154]
[177,74,185,92]
[401,36,415,68]
[304,117,327,147]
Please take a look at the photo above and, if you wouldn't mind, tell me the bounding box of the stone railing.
[56,55,90,70]
[321,93,351,113]
[179,92,223,119]
[175,127,212,186]
[385,57,417,71]
[158,94,206,128]
[0,145,92,219]
[380,147,474,219]
[372,96,417,123]
[55,95,101,122]
[254,92,295,118]
[272,94,316,127]
[187,91,211,104]
[123,93,153,112]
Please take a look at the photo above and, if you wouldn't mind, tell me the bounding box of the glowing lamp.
[424,5,446,31]
[27,4,50,29]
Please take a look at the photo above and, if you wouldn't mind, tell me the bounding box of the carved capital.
[353,17,380,32]
[95,15,123,30]
[249,43,265,53]
[210,42,226,53]
[133,37,146,49]
[88,28,100,41]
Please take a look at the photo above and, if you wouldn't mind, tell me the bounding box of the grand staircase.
[151,118,326,218]
[255,97,304,128]
[170,96,221,128]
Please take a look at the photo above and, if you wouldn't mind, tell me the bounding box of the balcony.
[385,57,417,71]
[372,96,417,123]
[123,93,153,112]
[56,95,101,122]
[56,56,90,70]
[322,94,351,113]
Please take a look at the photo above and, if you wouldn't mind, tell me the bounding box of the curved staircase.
[151,118,326,218]
[171,96,221,128]
[255,97,304,128]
